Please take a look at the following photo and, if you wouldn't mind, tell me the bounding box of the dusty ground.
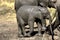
[0,13,60,40]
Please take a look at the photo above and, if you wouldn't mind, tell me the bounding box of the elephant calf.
[16,5,51,37]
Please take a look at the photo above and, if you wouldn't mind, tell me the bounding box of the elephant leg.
[18,24,24,37]
[16,17,23,37]
[17,16,27,37]
[19,17,27,36]
[41,19,46,31]
[37,22,42,36]
[28,16,34,36]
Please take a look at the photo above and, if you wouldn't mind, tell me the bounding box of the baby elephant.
[16,6,51,37]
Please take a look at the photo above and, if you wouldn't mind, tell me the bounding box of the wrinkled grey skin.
[17,6,51,37]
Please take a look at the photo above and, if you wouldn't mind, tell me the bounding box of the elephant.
[16,5,51,37]
[15,0,58,39]
[15,0,52,12]
[15,0,38,11]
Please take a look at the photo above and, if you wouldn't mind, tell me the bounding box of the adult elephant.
[15,0,50,12]
[15,0,38,11]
